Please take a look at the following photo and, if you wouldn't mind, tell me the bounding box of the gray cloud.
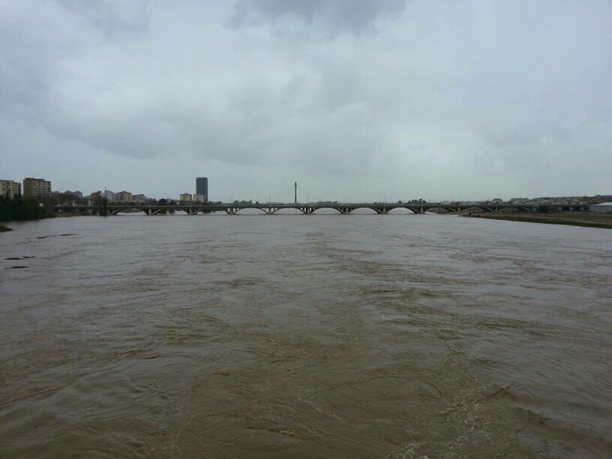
[1,0,611,200]
[228,0,408,35]
[58,0,151,37]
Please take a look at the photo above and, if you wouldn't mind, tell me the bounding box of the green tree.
[0,195,45,222]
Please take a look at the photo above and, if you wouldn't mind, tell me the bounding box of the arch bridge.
[53,202,591,216]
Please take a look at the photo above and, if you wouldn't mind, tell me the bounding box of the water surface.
[1,213,611,458]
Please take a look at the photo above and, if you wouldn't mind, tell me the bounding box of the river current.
[1,212,610,458]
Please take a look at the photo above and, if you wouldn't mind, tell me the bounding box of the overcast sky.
[1,0,611,202]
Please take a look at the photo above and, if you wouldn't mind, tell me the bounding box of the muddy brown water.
[1,213,611,458]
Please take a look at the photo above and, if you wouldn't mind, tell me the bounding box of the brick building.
[23,178,51,200]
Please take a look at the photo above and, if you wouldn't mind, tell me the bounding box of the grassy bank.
[466,212,612,229]
[0,224,13,232]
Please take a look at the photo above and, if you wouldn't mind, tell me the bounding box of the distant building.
[180,193,193,202]
[510,198,530,204]
[116,191,132,202]
[193,194,204,202]
[196,177,208,202]
[585,195,612,204]
[23,178,51,200]
[132,194,146,203]
[102,190,115,201]
[0,180,21,199]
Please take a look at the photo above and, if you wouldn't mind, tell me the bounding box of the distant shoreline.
[465,212,612,229]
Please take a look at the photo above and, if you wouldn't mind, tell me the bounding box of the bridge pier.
[263,207,281,215]
[299,206,316,215]
[338,207,353,215]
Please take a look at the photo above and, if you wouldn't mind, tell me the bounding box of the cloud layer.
[1,0,611,200]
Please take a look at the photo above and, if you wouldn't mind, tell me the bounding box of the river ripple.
[1,213,611,458]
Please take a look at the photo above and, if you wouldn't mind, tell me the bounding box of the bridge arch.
[109,207,151,216]
[304,206,340,215]
[271,207,304,215]
[384,206,423,215]
[229,207,271,215]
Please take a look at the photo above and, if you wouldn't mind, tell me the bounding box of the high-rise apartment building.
[0,180,21,199]
[196,177,208,202]
[23,178,51,200]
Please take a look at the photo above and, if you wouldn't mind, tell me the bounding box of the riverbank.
[0,224,12,232]
[466,212,612,229]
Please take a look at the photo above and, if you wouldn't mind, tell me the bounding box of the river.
[1,212,610,458]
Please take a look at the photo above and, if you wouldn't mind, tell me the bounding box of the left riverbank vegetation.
[0,195,52,224]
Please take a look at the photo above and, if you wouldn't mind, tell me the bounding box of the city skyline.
[1,1,611,201]
[1,172,611,205]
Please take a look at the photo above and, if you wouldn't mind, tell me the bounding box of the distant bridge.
[53,202,591,216]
